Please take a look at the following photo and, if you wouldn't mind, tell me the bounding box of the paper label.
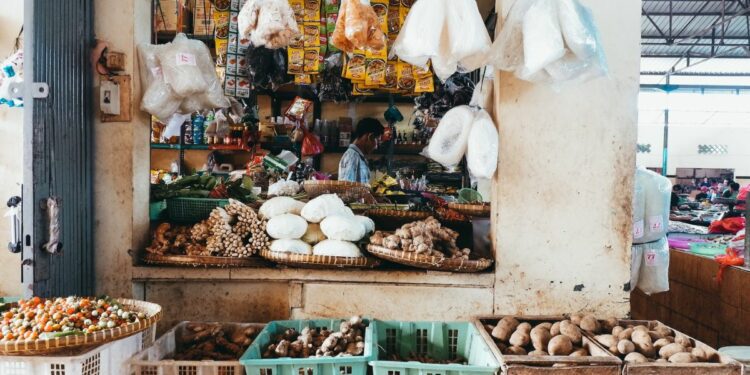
[175,53,197,66]
[645,250,657,266]
[150,67,163,79]
[647,215,663,233]
[633,220,644,240]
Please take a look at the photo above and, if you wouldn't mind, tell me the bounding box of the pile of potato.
[174,323,260,361]
[582,316,719,364]
[262,316,366,358]
[487,316,593,357]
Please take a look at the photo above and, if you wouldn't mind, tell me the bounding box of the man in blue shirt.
[338,118,385,184]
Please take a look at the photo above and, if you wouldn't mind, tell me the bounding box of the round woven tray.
[142,253,271,268]
[0,298,162,356]
[366,244,493,273]
[302,180,371,203]
[446,203,491,217]
[259,249,381,269]
[365,209,432,221]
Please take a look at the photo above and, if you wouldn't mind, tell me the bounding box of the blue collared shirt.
[338,144,371,184]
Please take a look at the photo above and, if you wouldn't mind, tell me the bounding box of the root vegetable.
[624,352,648,363]
[535,322,552,331]
[517,322,532,332]
[530,328,551,351]
[601,318,619,332]
[569,313,583,326]
[529,350,548,356]
[548,335,574,356]
[654,324,673,338]
[653,338,671,350]
[509,328,530,347]
[550,321,561,336]
[491,317,520,342]
[638,342,656,358]
[691,347,708,362]
[668,352,696,363]
[612,326,624,337]
[559,320,582,345]
[631,330,652,346]
[674,334,692,348]
[579,315,600,333]
[595,334,617,348]
[570,348,589,357]
[504,346,527,355]
[659,343,686,359]
[618,327,634,341]
[648,331,664,341]
[617,339,635,355]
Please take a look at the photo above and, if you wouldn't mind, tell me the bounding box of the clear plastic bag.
[632,169,646,243]
[630,242,643,291]
[635,167,672,244]
[239,0,300,49]
[390,0,446,68]
[423,105,474,171]
[138,43,182,120]
[636,237,670,295]
[193,42,231,109]
[521,0,565,78]
[466,109,498,180]
[157,33,209,97]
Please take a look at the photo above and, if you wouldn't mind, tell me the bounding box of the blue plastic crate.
[241,319,376,375]
[370,321,500,375]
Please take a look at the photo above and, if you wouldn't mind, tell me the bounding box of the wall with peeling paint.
[88,0,638,324]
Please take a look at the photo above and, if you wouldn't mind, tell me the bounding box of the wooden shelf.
[151,143,251,151]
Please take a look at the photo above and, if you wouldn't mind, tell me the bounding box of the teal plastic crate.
[690,242,728,257]
[241,319,376,375]
[149,200,167,221]
[370,321,500,375]
[166,197,229,224]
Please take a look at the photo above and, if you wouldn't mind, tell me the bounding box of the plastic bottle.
[192,113,206,145]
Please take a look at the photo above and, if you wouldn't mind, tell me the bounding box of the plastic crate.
[690,242,728,257]
[0,325,155,375]
[240,319,376,375]
[129,321,265,375]
[166,197,229,224]
[369,321,500,375]
[149,200,167,221]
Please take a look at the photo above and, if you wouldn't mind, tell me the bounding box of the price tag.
[645,250,657,266]
[175,53,197,66]
[633,220,644,240]
[647,215,663,233]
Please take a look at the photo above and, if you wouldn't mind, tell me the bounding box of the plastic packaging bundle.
[636,237,670,295]
[318,53,353,103]
[138,43,181,121]
[488,0,607,84]
[194,42,231,109]
[391,0,491,81]
[632,170,646,243]
[636,167,672,244]
[157,34,209,97]
[423,105,474,171]
[238,0,300,49]
[414,73,475,118]
[466,109,499,180]
[331,0,386,52]
[245,44,291,90]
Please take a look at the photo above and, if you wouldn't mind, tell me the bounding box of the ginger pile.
[369,217,471,259]
[146,223,208,256]
[263,316,366,358]
[174,323,260,361]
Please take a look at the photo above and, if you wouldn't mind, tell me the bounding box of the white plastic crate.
[0,325,156,375]
[129,321,265,375]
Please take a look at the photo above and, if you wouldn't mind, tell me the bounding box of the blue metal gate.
[22,0,95,297]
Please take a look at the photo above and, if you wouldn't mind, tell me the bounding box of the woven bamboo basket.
[364,209,432,221]
[141,253,271,268]
[446,203,491,217]
[366,245,493,273]
[302,180,372,203]
[259,249,381,269]
[0,298,162,356]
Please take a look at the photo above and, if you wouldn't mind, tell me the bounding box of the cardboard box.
[154,0,179,32]
[193,0,215,36]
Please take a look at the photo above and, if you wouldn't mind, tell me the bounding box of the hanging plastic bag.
[157,34,209,97]
[301,127,324,157]
[636,237,670,295]
[466,110,498,180]
[521,0,565,79]
[545,0,607,82]
[630,242,643,291]
[239,0,300,49]
[332,0,386,52]
[390,0,446,69]
[423,105,474,171]
[138,43,182,121]
[246,44,291,90]
[634,167,671,244]
[632,170,646,243]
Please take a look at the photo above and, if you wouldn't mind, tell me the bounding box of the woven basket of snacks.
[0,297,161,356]
[302,180,372,203]
[446,203,491,218]
[366,217,493,273]
[259,249,381,269]
[364,209,432,221]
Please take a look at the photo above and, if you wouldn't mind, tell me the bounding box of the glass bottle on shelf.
[183,119,193,145]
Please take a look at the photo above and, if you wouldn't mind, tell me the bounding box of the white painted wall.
[0,0,24,297]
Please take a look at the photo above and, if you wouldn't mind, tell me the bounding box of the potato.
[548,335,574,356]
[648,331,664,341]
[517,322,532,332]
[550,321,561,336]
[691,347,708,362]
[601,318,619,332]
[495,341,508,353]
[659,343,686,359]
[509,328,530,347]
[609,345,618,354]
[595,334,617,348]
[580,315,600,333]
[655,358,668,363]
[535,322,552,331]
[528,350,548,356]
[653,338,671,350]
[669,352,696,363]
[638,342,656,358]
[530,327,552,351]
[674,334,692,348]
[618,327,634,341]
[570,348,589,357]
[612,326,624,337]
[617,339,635,355]
[492,317,520,342]
[633,325,649,333]
[654,324,673,338]
[559,320,582,345]
[504,346,527,355]
[631,330,652,346]
[570,313,583,326]
[624,352,648,363]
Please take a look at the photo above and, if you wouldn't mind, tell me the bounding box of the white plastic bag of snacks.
[423,105,474,172]
[239,0,300,49]
[635,167,671,244]
[138,43,181,121]
[194,42,231,109]
[632,169,646,243]
[466,109,499,180]
[636,237,670,295]
[157,33,209,97]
